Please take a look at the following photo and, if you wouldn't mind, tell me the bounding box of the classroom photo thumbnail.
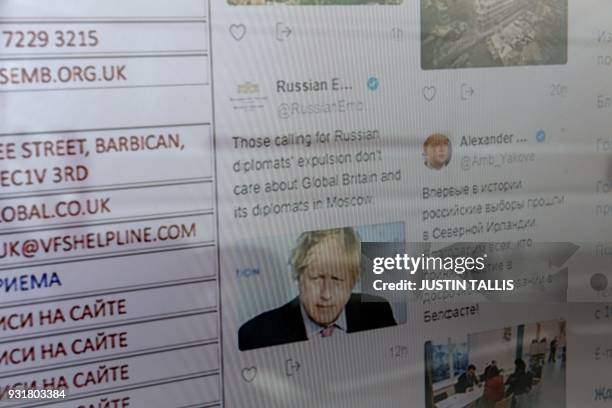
[425,319,566,408]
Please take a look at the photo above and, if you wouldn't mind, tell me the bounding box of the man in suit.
[483,360,498,381]
[455,364,480,394]
[238,227,397,351]
[506,359,532,398]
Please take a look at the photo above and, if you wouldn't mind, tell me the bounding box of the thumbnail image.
[228,0,402,5]
[425,319,566,408]
[236,223,406,351]
[421,0,568,69]
[423,133,452,170]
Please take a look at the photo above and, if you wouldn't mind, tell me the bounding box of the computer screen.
[0,1,609,407]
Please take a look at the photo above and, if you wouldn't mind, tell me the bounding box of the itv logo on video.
[237,268,260,278]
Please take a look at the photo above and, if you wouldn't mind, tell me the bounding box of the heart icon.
[423,86,437,102]
[230,24,247,41]
[241,366,257,383]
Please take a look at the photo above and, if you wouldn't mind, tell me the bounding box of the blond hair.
[424,133,449,148]
[290,227,361,283]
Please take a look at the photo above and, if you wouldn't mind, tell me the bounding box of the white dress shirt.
[299,302,347,339]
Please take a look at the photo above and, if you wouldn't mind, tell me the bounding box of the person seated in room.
[506,359,533,397]
[530,359,543,381]
[454,364,480,393]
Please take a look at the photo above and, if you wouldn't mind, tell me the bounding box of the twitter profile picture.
[423,133,451,170]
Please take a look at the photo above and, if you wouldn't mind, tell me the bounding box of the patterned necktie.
[320,325,336,338]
